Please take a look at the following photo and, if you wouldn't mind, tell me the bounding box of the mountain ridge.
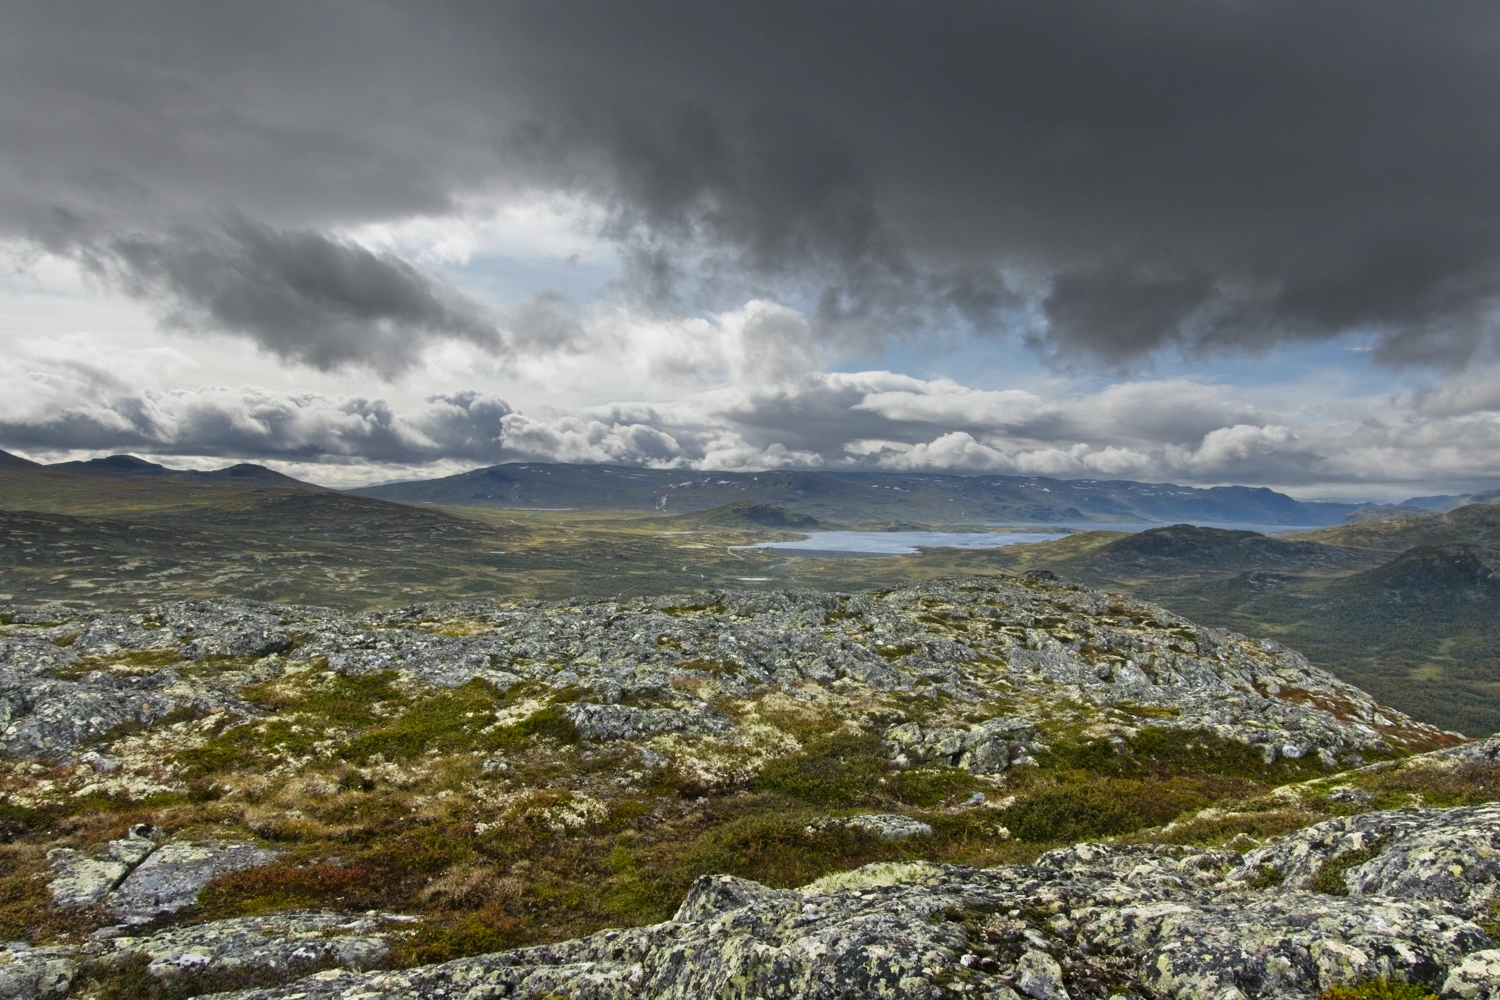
[351,461,1361,525]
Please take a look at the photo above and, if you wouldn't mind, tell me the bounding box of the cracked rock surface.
[203,804,1497,1000]
[49,834,279,924]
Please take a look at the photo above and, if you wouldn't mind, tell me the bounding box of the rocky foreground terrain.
[1,575,1497,999]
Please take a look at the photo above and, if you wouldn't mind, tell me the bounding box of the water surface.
[749,530,1069,555]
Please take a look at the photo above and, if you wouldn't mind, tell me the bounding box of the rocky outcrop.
[201,804,1497,1000]
[0,580,1457,766]
[885,716,1038,773]
[0,583,1483,1000]
[1232,802,1500,915]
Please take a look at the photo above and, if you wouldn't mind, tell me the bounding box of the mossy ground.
[7,658,1497,973]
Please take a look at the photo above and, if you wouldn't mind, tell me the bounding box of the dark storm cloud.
[0,382,514,465]
[3,1,1500,366]
[84,221,501,374]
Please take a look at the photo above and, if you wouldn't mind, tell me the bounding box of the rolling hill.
[990,512,1500,735]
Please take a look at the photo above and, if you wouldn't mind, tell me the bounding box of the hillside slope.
[992,514,1500,735]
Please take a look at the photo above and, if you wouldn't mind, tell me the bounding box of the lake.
[742,519,1325,556]
[746,530,1069,555]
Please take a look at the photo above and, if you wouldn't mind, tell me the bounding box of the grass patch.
[1361,762,1500,810]
[998,776,1190,843]
[343,679,507,762]
[49,648,184,678]
[1040,726,1326,784]
[181,671,405,775]
[661,602,727,617]
[755,731,978,808]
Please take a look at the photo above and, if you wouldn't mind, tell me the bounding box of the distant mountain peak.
[51,454,174,475]
[0,448,40,468]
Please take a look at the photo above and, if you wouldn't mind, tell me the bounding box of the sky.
[2,1,1499,501]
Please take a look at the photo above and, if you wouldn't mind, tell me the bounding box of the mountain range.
[351,461,1366,525]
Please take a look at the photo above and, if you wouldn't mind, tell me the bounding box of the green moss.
[1311,839,1385,895]
[1040,726,1323,783]
[497,703,581,746]
[1319,979,1438,1000]
[661,602,727,617]
[756,732,893,805]
[1250,864,1284,888]
[343,679,505,762]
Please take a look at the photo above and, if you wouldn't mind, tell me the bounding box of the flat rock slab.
[89,911,416,980]
[108,840,279,923]
[47,849,130,907]
[49,829,160,907]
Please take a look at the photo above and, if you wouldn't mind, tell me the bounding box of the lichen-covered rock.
[201,804,1500,1000]
[1443,948,1500,999]
[1016,949,1069,1000]
[885,717,1036,774]
[806,813,934,841]
[0,579,1457,767]
[562,703,732,742]
[107,840,280,923]
[49,825,162,907]
[47,848,130,907]
[0,943,77,1000]
[1232,802,1500,915]
[86,911,414,980]
[672,874,798,923]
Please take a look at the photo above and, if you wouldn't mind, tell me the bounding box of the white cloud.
[3,301,1500,498]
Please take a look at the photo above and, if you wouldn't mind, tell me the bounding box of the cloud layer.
[7,341,1500,496]
[4,2,1500,369]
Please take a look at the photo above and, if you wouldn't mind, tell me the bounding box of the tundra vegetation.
[1,575,1497,999]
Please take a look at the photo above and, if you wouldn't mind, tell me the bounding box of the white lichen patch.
[799,861,943,895]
